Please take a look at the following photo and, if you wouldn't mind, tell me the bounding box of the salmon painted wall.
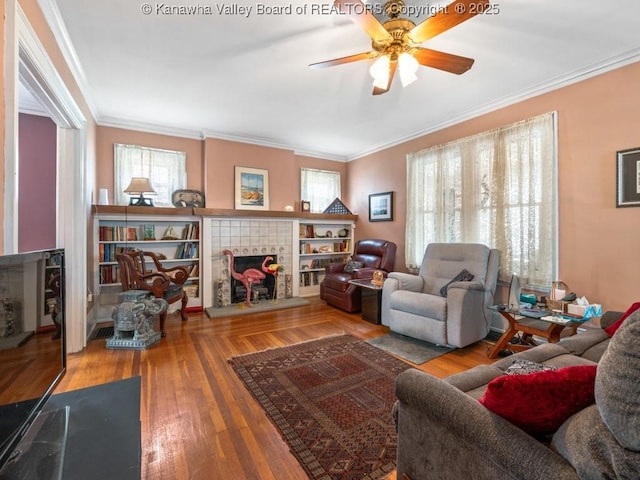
[18,114,57,251]
[95,130,347,209]
[346,61,640,312]
[96,126,203,204]
[202,138,347,210]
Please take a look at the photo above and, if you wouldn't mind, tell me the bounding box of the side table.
[348,279,384,324]
[486,306,580,359]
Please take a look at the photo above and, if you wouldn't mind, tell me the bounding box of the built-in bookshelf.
[94,210,201,313]
[298,221,354,296]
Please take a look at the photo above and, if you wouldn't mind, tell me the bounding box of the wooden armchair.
[116,250,189,336]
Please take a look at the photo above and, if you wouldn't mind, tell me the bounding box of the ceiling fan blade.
[412,48,475,74]
[409,0,489,44]
[334,0,393,43]
[372,61,397,95]
[309,51,378,69]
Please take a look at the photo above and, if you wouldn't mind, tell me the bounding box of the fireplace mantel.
[92,204,358,222]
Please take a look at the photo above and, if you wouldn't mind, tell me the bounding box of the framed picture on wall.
[616,147,640,207]
[235,166,270,210]
[369,191,393,222]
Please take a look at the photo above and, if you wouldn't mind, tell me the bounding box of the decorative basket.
[547,280,570,311]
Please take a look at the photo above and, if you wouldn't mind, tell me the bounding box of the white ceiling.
[46,0,640,160]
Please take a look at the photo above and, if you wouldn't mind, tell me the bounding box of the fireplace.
[206,218,295,308]
[230,255,277,304]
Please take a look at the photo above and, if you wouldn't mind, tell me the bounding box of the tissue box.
[567,304,587,317]
[567,303,602,318]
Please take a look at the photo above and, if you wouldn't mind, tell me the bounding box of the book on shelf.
[175,242,199,259]
[181,223,199,240]
[99,226,138,241]
[99,264,121,285]
[99,245,136,263]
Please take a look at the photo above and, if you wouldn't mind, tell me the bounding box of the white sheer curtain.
[406,112,557,287]
[300,168,341,213]
[114,144,187,207]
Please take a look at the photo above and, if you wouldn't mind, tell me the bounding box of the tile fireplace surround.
[204,218,295,307]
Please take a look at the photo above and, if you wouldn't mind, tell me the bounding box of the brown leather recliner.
[320,239,397,313]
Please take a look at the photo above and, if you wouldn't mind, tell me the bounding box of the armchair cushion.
[478,365,597,435]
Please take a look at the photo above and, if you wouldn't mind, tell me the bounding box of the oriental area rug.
[228,334,413,480]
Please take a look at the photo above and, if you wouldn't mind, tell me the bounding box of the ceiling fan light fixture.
[398,52,419,87]
[370,55,391,89]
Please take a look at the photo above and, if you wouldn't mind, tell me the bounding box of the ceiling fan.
[310,0,489,95]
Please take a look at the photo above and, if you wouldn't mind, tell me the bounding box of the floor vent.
[92,326,114,340]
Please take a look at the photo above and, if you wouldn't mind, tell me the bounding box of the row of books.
[98,245,135,263]
[99,264,200,286]
[175,242,199,259]
[300,271,319,286]
[300,241,350,254]
[307,257,344,269]
[98,223,199,242]
[99,265,120,285]
[99,226,138,241]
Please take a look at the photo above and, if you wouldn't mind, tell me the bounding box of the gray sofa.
[393,310,640,480]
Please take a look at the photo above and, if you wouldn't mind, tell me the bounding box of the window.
[114,144,187,207]
[300,168,341,213]
[406,112,557,287]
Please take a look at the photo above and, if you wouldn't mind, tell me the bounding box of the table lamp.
[124,177,157,207]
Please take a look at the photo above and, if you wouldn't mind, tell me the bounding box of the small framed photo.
[369,191,394,222]
[616,148,640,207]
[172,189,204,208]
[235,166,269,210]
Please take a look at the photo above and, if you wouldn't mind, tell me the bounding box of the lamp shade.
[124,177,157,195]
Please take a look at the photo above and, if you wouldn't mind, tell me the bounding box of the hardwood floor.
[54,298,495,479]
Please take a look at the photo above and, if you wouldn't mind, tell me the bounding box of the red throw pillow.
[478,365,597,435]
[604,302,640,337]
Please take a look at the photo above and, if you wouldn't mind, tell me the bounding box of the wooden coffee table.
[348,279,384,324]
[486,306,581,358]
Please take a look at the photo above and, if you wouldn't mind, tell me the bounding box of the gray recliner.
[381,243,499,348]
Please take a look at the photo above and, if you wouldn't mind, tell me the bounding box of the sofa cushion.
[389,290,447,320]
[595,309,640,451]
[604,301,640,337]
[552,405,640,479]
[478,365,597,435]
[504,359,556,375]
[439,269,475,297]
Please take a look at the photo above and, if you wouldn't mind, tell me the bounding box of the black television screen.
[0,248,66,470]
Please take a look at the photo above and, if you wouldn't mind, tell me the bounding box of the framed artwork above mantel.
[235,166,269,211]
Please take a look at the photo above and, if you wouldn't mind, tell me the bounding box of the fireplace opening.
[230,255,277,304]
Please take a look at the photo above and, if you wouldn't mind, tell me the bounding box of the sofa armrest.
[387,272,424,292]
[352,267,383,279]
[325,262,345,274]
[394,369,579,480]
[599,310,623,329]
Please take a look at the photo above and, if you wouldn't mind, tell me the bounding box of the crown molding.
[201,129,348,162]
[98,116,204,140]
[37,0,98,119]
[347,49,640,161]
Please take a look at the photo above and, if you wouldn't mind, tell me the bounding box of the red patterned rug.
[229,334,413,480]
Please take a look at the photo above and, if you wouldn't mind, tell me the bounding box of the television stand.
[1,377,141,479]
